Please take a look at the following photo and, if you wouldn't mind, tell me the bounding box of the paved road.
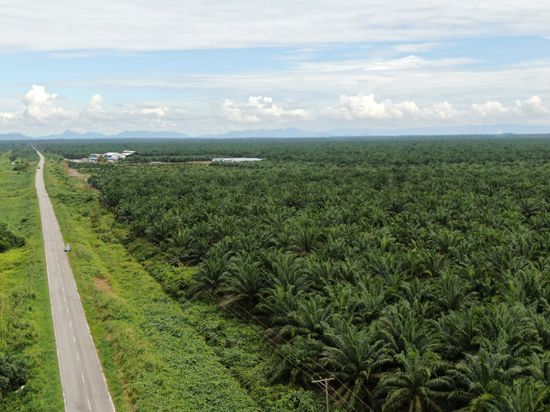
[35,150,115,412]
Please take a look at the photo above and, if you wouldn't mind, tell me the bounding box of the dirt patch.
[93,276,113,294]
[186,160,212,165]
[64,161,90,180]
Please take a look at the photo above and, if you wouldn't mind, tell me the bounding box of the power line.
[219,296,371,411]
[225,298,371,410]
[219,302,355,411]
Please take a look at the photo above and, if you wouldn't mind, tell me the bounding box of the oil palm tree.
[281,295,332,340]
[220,253,267,309]
[322,322,391,410]
[377,301,440,356]
[377,350,455,412]
[470,379,550,412]
[449,348,530,405]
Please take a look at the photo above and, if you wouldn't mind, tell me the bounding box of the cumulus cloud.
[22,85,75,122]
[88,94,103,111]
[323,93,548,122]
[0,85,193,133]
[472,100,510,118]
[141,106,168,117]
[472,95,548,119]
[221,96,312,123]
[0,111,16,123]
[515,95,548,115]
[324,94,458,120]
[222,99,260,123]
[1,85,549,135]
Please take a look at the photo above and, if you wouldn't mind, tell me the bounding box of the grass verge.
[0,151,63,411]
[44,158,257,411]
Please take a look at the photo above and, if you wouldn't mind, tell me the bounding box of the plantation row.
[64,138,550,411]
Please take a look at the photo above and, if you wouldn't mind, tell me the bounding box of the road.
[35,150,115,412]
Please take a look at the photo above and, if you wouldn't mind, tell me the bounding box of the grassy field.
[43,158,263,411]
[0,151,63,411]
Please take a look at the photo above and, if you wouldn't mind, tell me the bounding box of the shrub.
[0,353,27,398]
[0,223,25,253]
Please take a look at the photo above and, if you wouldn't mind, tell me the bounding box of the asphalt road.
[35,151,115,412]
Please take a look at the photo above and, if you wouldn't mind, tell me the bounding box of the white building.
[212,157,263,163]
[104,152,122,161]
[89,150,136,162]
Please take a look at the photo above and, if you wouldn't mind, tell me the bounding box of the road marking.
[62,286,65,293]
[69,320,72,328]
[73,335,76,343]
[87,398,92,410]
[81,373,85,384]
[76,351,80,361]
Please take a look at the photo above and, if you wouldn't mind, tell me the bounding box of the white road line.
[73,335,76,343]
[81,373,85,384]
[69,320,72,328]
[76,351,80,361]
[87,398,92,411]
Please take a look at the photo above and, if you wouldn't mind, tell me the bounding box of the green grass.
[135,252,321,411]
[0,152,63,411]
[44,159,258,411]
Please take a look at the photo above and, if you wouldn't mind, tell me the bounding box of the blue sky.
[1,1,550,135]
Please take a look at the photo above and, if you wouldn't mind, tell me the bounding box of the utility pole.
[312,377,335,412]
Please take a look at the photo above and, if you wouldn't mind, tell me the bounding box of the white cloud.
[222,99,261,123]
[88,94,103,111]
[323,93,549,122]
[428,102,459,120]
[1,1,550,51]
[472,95,548,119]
[324,94,458,120]
[295,55,478,73]
[515,95,547,115]
[141,107,167,117]
[247,96,312,119]
[472,100,510,117]
[222,96,312,123]
[0,111,16,123]
[1,85,549,135]
[22,85,75,122]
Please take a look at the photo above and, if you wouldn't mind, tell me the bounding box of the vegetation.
[0,147,63,411]
[43,159,317,410]
[0,354,27,399]
[0,223,25,252]
[41,137,550,411]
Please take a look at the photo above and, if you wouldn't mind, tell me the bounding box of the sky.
[1,1,550,136]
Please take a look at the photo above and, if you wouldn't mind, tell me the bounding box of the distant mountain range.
[2,125,550,140]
